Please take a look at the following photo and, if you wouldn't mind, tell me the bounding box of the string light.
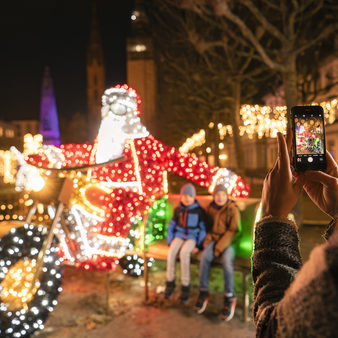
[119,254,154,277]
[179,130,205,153]
[0,224,62,337]
[239,104,287,138]
[0,150,17,184]
[23,134,43,155]
[180,98,338,151]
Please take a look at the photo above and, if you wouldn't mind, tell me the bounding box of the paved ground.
[29,221,327,338]
[33,264,256,338]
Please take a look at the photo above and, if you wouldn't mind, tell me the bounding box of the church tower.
[87,4,105,141]
[127,0,156,133]
[39,66,61,145]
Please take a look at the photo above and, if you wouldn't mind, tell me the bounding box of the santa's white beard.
[95,116,129,163]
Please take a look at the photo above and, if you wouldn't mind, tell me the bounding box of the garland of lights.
[0,224,62,337]
[119,255,154,277]
[144,195,172,245]
[0,150,17,184]
[180,98,338,152]
[118,196,171,277]
[56,204,127,271]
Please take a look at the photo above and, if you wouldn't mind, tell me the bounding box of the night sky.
[0,0,134,121]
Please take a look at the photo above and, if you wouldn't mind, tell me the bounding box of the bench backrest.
[158,194,260,259]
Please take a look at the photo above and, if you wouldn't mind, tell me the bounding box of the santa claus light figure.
[26,84,250,271]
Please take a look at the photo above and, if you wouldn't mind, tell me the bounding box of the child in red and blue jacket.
[164,183,207,303]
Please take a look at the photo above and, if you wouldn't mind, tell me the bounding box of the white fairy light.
[180,98,337,151]
[0,226,62,337]
[96,86,149,163]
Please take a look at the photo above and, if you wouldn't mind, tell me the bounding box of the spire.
[87,2,105,141]
[87,3,104,65]
[39,66,61,146]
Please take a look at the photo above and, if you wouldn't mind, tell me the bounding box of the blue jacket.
[166,201,207,248]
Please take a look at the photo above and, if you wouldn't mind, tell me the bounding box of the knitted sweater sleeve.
[252,216,302,337]
[253,218,338,337]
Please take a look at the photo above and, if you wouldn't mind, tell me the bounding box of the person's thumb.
[304,170,337,187]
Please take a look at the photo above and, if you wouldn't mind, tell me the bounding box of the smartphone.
[291,105,327,171]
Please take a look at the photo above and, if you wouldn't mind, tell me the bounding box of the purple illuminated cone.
[39,66,61,145]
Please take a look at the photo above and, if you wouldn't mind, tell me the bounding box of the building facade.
[127,0,156,134]
[12,120,39,139]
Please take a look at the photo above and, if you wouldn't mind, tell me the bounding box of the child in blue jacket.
[164,183,207,303]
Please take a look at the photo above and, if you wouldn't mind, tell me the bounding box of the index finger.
[277,132,291,173]
[286,128,292,153]
[304,170,337,187]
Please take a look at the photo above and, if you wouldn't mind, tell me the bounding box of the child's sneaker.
[164,281,175,299]
[220,296,237,321]
[194,290,209,314]
[179,285,190,304]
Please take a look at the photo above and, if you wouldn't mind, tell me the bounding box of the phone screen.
[292,106,327,171]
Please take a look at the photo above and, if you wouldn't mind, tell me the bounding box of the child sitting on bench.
[164,183,207,304]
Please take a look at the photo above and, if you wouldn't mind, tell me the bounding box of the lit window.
[131,10,140,21]
[5,129,14,138]
[132,44,147,53]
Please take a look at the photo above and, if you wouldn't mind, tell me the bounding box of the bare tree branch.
[209,0,286,71]
[294,23,338,55]
[240,0,287,43]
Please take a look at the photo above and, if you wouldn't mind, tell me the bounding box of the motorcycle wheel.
[0,224,63,337]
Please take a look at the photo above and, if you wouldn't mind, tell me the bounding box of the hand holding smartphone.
[291,105,327,172]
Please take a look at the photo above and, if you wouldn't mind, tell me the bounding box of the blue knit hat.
[180,183,196,197]
[213,184,228,197]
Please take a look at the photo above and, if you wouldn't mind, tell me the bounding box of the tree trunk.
[282,54,298,124]
[214,124,220,167]
[232,81,245,173]
[281,54,302,226]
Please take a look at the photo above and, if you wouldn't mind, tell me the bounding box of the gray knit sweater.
[252,216,338,337]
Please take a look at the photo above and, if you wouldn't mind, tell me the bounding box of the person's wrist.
[261,208,289,219]
[261,202,291,219]
[214,247,221,256]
